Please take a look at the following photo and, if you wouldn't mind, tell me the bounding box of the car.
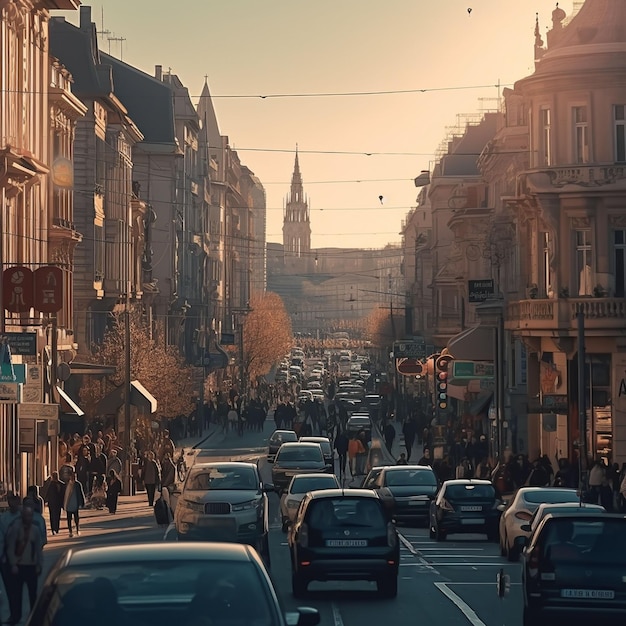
[279,472,340,530]
[287,488,399,598]
[26,542,321,626]
[524,501,606,536]
[499,487,580,561]
[429,479,502,541]
[271,442,331,494]
[174,462,273,564]
[299,436,334,466]
[268,429,298,462]
[520,512,626,626]
[361,465,438,523]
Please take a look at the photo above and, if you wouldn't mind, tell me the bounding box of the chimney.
[79,6,91,32]
[155,65,162,81]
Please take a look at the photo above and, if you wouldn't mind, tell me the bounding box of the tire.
[523,606,544,626]
[377,576,398,599]
[292,573,307,599]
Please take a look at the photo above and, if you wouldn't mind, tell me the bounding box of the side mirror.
[520,523,531,533]
[285,607,321,626]
[262,483,275,493]
[496,504,506,512]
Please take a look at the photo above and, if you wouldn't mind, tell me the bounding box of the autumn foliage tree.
[243,291,292,383]
[79,308,196,421]
[365,306,404,349]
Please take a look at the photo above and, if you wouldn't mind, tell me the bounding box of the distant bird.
[378,195,384,205]
[467,8,472,15]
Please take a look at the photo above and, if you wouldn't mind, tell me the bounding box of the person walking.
[5,505,43,625]
[402,418,417,462]
[63,470,85,537]
[44,471,65,535]
[383,422,396,454]
[106,448,123,478]
[160,452,176,495]
[334,428,349,480]
[106,470,122,514]
[142,451,161,507]
[0,493,21,624]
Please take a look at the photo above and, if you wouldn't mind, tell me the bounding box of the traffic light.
[435,353,453,412]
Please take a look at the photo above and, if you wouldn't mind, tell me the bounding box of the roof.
[442,479,493,486]
[65,542,253,566]
[190,461,257,470]
[308,488,380,500]
[278,441,324,449]
[382,465,435,472]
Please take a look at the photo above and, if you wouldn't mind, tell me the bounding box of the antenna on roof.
[107,35,126,60]
[96,6,110,40]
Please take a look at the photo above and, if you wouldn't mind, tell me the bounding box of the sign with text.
[0,333,37,355]
[468,279,495,303]
[34,266,64,313]
[0,364,26,384]
[393,341,427,359]
[18,403,59,421]
[451,360,495,381]
[0,383,18,403]
[22,364,42,403]
[3,267,34,312]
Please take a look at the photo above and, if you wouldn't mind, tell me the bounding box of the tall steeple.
[283,147,311,268]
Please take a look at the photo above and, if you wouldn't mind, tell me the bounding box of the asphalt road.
[32,420,523,626]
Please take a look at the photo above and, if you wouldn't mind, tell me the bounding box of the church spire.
[534,12,545,61]
[289,146,305,204]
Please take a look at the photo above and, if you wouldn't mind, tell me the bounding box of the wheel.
[523,605,544,626]
[377,576,398,598]
[292,572,307,598]
[435,522,447,542]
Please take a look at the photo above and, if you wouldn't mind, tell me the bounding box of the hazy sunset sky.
[58,0,576,249]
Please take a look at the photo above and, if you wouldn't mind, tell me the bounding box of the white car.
[525,501,605,536]
[279,472,340,531]
[498,487,579,561]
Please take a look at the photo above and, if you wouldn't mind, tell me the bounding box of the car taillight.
[387,522,397,548]
[515,511,532,521]
[299,523,309,548]
[441,498,455,512]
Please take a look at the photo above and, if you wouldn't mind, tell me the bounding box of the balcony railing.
[506,298,626,332]
[540,164,626,187]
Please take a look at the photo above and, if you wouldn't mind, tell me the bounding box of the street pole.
[494,312,505,462]
[239,317,245,398]
[577,305,586,494]
[124,292,132,495]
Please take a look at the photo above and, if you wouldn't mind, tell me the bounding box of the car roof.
[63,542,254,566]
[271,429,297,436]
[535,502,603,511]
[278,442,322,449]
[191,461,257,471]
[300,436,331,443]
[291,473,338,480]
[307,488,381,500]
[536,511,626,534]
[383,465,434,472]
[442,479,493,486]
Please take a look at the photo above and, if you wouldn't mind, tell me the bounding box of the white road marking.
[446,582,521,585]
[397,532,440,574]
[332,603,344,626]
[417,547,485,551]
[427,563,510,567]
[434,582,487,626]
[426,555,502,559]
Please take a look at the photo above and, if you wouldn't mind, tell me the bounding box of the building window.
[613,229,626,297]
[573,106,589,163]
[614,105,626,163]
[542,231,553,297]
[94,224,105,283]
[575,229,593,296]
[540,108,552,166]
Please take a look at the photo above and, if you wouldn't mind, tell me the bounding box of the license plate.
[461,506,483,512]
[561,589,615,599]
[460,518,485,525]
[325,539,367,547]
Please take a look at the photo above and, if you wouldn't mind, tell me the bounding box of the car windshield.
[302,440,331,454]
[186,467,258,491]
[291,476,338,494]
[386,470,437,487]
[307,497,385,528]
[523,490,578,505]
[542,518,626,564]
[34,559,275,625]
[445,484,495,499]
[272,432,295,444]
[277,447,322,462]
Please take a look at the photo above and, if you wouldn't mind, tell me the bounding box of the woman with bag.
[63,470,85,537]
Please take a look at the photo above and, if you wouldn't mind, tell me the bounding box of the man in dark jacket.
[383,422,396,454]
[402,419,417,461]
[334,429,349,480]
[43,472,65,535]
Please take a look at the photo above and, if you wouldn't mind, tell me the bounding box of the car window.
[386,470,437,487]
[186,467,257,491]
[445,484,495,499]
[362,470,381,488]
[306,497,385,528]
[35,560,275,624]
[277,446,322,462]
[523,490,578,505]
[291,476,338,494]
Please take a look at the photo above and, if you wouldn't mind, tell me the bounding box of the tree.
[79,308,196,420]
[365,306,404,349]
[243,291,292,383]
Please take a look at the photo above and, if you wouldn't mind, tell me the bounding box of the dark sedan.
[520,513,626,626]
[268,429,298,462]
[271,442,331,494]
[430,479,502,541]
[361,465,438,523]
[26,542,320,626]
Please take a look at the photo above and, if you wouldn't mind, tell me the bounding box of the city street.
[32,419,523,626]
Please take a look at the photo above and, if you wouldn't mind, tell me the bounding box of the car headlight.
[286,498,300,510]
[232,499,260,512]
[182,499,204,513]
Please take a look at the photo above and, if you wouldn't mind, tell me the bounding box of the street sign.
[468,279,495,303]
[393,341,426,359]
[3,267,34,313]
[0,364,26,384]
[22,365,42,403]
[18,403,59,420]
[34,266,64,313]
[0,383,18,403]
[0,333,37,355]
[451,360,494,381]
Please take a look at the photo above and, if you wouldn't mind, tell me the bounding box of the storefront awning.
[447,325,494,362]
[95,380,157,415]
[55,386,85,416]
[469,393,493,416]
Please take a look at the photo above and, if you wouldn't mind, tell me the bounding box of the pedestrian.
[334,428,349,479]
[0,493,22,623]
[106,448,123,478]
[75,446,94,497]
[106,470,122,514]
[25,486,44,515]
[160,452,176,495]
[417,448,432,467]
[142,450,161,507]
[383,421,396,455]
[396,452,408,465]
[157,429,176,463]
[5,505,43,625]
[63,470,85,537]
[44,471,65,535]
[402,418,417,461]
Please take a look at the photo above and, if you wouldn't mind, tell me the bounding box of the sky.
[57,0,577,249]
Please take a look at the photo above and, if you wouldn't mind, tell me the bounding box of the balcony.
[506,298,626,333]
[528,164,626,188]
